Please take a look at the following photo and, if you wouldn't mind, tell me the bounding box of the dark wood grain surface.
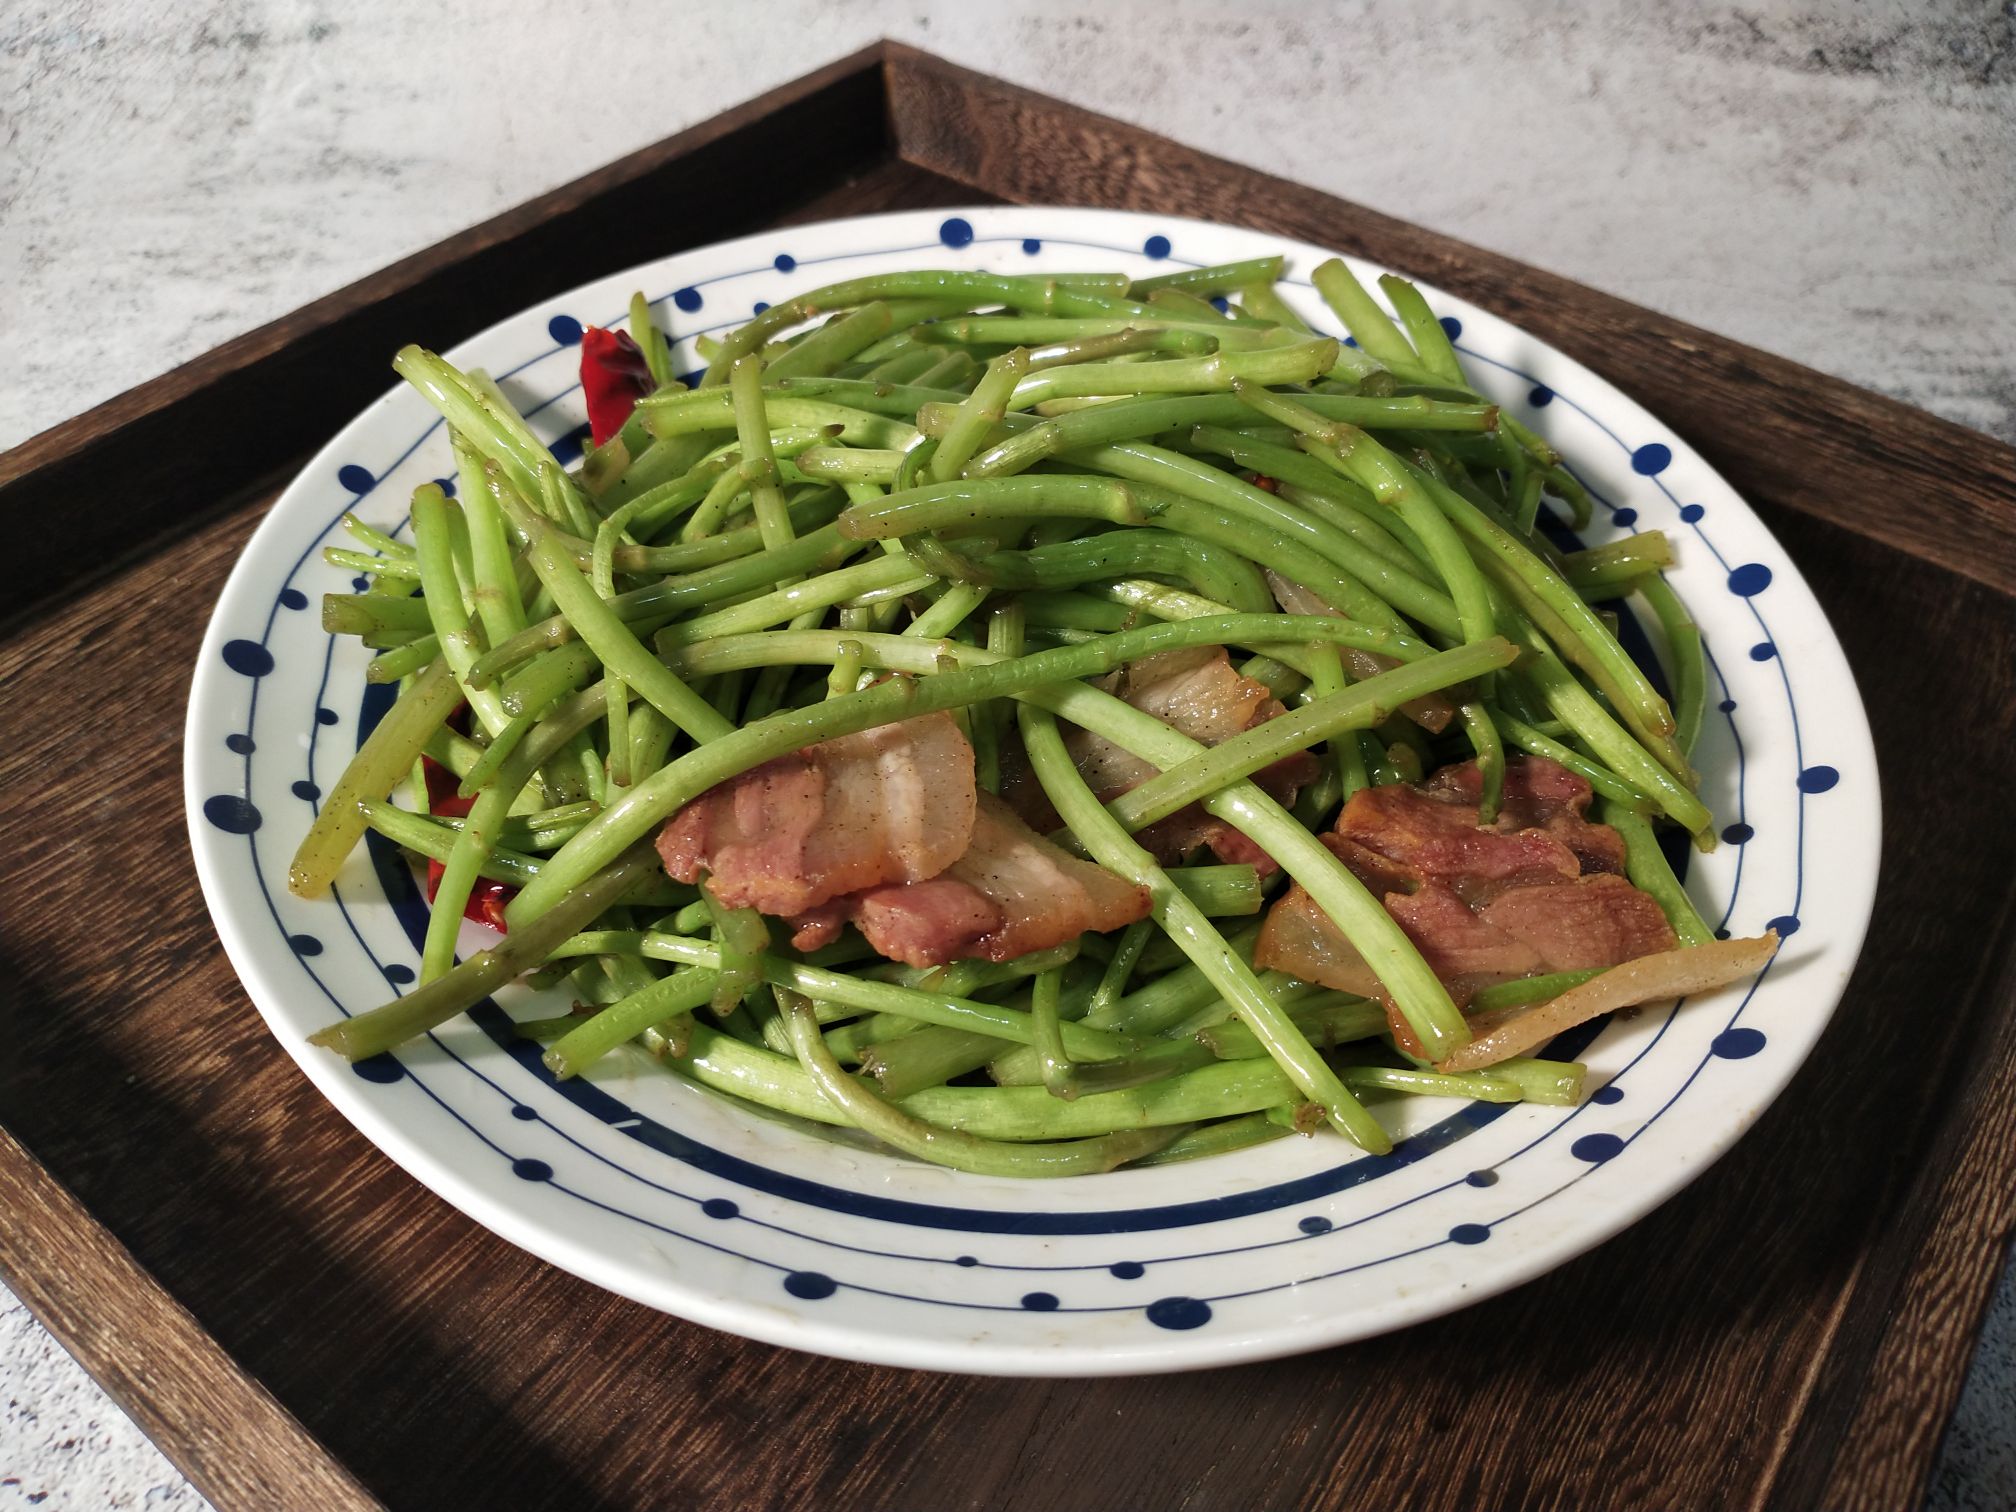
[1,44,2012,1512]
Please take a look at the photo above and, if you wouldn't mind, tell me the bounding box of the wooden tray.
[2,44,2012,1512]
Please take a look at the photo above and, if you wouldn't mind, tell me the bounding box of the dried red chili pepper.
[1246,472,1281,493]
[418,755,514,930]
[424,858,515,933]
[580,326,655,445]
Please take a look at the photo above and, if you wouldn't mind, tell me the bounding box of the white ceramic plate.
[184,207,1879,1375]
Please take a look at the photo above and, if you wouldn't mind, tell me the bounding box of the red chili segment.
[580,327,655,445]
[424,857,516,933]
[418,755,513,930]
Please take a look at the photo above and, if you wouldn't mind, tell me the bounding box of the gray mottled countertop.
[2,1,2010,1507]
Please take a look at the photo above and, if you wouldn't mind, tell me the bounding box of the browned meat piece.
[656,711,976,916]
[1065,647,1319,871]
[1255,755,1679,1012]
[1478,874,1677,971]
[790,793,1151,967]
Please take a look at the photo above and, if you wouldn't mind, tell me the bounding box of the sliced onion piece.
[1435,932,1780,1073]
[1265,571,1456,733]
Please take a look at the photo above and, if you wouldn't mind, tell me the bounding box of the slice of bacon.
[1067,646,1276,795]
[1477,874,1677,971]
[790,793,1150,967]
[1421,757,1627,875]
[1063,647,1318,870]
[1256,756,1679,1017]
[1335,779,1580,903]
[655,711,976,916]
[1389,883,1549,981]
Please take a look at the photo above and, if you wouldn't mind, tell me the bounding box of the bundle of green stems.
[292,254,1714,1175]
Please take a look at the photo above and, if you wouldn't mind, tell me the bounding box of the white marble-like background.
[1,1,2010,1506]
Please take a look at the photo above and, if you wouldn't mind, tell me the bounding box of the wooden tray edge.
[0,1124,382,1512]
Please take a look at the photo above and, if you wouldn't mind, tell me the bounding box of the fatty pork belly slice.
[1256,756,1678,1026]
[790,793,1151,967]
[1064,646,1320,870]
[655,710,976,916]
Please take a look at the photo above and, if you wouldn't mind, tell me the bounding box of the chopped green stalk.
[1193,998,1389,1058]
[358,799,542,886]
[779,993,1191,1176]
[904,584,989,641]
[340,512,415,558]
[308,846,661,1059]
[1604,801,1715,945]
[1638,574,1707,758]
[544,966,716,1080]
[571,931,1141,1062]
[1400,456,1690,779]
[1167,864,1264,917]
[1458,701,1506,824]
[767,377,976,419]
[1006,338,1338,410]
[1239,388,1497,651]
[324,546,421,581]
[951,390,1494,480]
[656,554,927,648]
[839,474,1145,541]
[392,347,587,528]
[630,291,674,388]
[1310,258,1422,373]
[1017,701,1391,1153]
[1473,1056,1586,1105]
[638,389,919,451]
[1130,256,1286,298]
[866,1027,1012,1101]
[1338,1064,1520,1102]
[763,303,895,381]
[410,485,512,739]
[1504,615,1712,838]
[521,519,733,745]
[456,447,529,647]
[930,348,1030,481]
[1105,641,1516,833]
[1146,286,1240,323]
[727,356,799,553]
[912,349,979,390]
[789,447,905,485]
[1563,532,1675,590]
[1088,919,1155,1021]
[826,630,865,699]
[1468,969,1609,1013]
[1489,709,1654,809]
[1023,328,1208,367]
[1375,275,1465,386]
[1129,1111,1292,1165]
[1233,281,1311,332]
[604,676,632,788]
[1029,967,1075,1100]
[290,658,462,896]
[322,592,433,638]
[863,348,939,384]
